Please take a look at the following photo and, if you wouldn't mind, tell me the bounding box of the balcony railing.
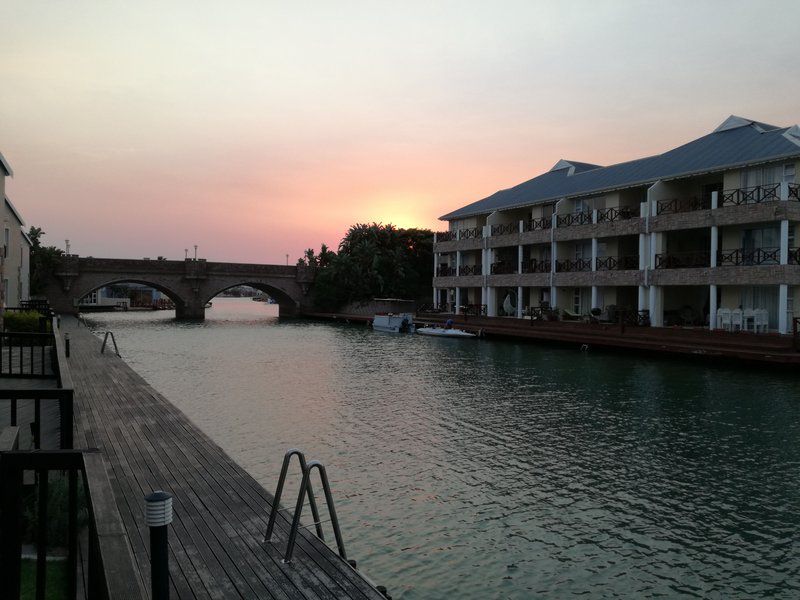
[555,258,592,272]
[655,251,710,269]
[458,264,482,276]
[435,230,456,242]
[556,212,592,227]
[459,227,483,240]
[597,206,637,223]
[523,216,552,232]
[656,197,710,215]
[717,247,780,266]
[595,255,640,271]
[790,247,800,265]
[721,184,781,207]
[490,261,517,274]
[491,222,517,236]
[521,258,551,273]
[790,183,799,201]
[436,265,457,277]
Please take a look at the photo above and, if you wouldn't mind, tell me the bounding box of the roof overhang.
[0,152,12,177]
[4,195,26,226]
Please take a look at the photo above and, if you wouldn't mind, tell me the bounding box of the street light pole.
[194,245,198,261]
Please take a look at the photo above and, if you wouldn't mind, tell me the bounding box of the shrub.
[3,311,49,333]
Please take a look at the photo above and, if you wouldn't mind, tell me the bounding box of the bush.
[3,311,49,333]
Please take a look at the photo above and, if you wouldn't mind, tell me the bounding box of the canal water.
[84,298,800,599]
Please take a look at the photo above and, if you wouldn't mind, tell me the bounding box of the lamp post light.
[145,491,173,600]
[65,239,71,255]
[194,245,198,261]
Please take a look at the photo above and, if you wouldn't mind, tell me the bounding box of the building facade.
[432,116,800,334]
[0,152,31,308]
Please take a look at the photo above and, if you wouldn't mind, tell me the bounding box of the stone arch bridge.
[44,255,315,319]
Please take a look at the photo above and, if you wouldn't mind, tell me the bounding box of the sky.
[1,0,799,263]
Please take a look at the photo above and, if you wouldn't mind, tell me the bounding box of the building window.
[784,163,796,183]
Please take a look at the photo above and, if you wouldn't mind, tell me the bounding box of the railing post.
[145,491,174,600]
[0,458,23,599]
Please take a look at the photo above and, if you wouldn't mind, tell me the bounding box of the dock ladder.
[265,448,348,564]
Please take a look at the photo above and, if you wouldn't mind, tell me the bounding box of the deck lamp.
[145,491,173,600]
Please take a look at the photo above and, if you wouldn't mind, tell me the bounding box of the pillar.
[780,220,789,265]
[455,288,461,314]
[709,284,718,331]
[638,286,647,312]
[649,285,664,327]
[591,286,599,310]
[517,285,523,318]
[779,284,788,334]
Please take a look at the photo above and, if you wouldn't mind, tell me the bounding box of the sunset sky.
[1,1,798,263]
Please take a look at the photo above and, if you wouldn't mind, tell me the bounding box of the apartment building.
[432,116,800,334]
[0,151,31,307]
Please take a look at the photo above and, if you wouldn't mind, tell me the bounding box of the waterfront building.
[0,151,31,307]
[432,116,800,334]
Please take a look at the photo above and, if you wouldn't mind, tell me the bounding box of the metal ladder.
[265,449,347,564]
[100,331,120,356]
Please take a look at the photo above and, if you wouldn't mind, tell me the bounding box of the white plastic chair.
[743,309,756,332]
[717,308,732,331]
[731,309,743,332]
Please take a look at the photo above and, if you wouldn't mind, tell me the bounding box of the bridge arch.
[202,281,298,312]
[75,278,186,313]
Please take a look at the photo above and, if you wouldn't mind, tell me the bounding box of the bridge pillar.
[175,297,205,320]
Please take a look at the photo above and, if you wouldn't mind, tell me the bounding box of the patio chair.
[754,309,769,333]
[742,309,756,332]
[717,308,731,331]
[731,308,743,332]
[561,308,583,321]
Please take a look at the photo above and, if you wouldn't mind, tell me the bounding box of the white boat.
[372,313,415,333]
[416,326,476,338]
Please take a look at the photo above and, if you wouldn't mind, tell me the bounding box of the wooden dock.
[61,317,386,599]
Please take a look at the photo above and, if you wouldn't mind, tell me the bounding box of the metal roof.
[440,116,800,220]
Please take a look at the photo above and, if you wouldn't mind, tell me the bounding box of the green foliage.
[21,558,68,600]
[307,223,433,310]
[28,226,64,296]
[23,472,88,547]
[3,310,48,332]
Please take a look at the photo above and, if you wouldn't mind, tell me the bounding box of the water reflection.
[85,298,800,599]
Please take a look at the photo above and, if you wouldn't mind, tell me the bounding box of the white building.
[0,151,31,307]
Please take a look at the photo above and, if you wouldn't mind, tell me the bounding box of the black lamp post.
[145,491,173,600]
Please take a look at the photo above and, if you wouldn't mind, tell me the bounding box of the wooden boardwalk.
[62,318,385,600]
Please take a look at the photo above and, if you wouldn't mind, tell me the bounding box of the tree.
[28,226,64,296]
[306,223,433,310]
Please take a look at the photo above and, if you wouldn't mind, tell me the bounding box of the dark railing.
[459,227,482,240]
[555,258,592,272]
[0,318,74,450]
[458,264,482,276]
[721,184,781,207]
[655,251,710,269]
[436,265,457,277]
[790,183,799,201]
[490,223,517,236]
[490,261,517,274]
[523,216,552,232]
[521,258,551,273]
[596,206,637,223]
[790,247,800,265]
[656,197,710,215]
[435,230,456,242]
[460,304,487,316]
[717,247,780,266]
[595,255,640,270]
[0,449,147,600]
[0,331,54,377]
[556,212,592,227]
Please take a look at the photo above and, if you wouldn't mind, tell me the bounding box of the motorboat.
[372,312,415,333]
[416,325,476,338]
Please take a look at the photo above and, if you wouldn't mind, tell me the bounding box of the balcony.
[555,258,592,272]
[721,184,782,207]
[436,265,457,277]
[656,197,711,215]
[790,183,800,201]
[717,247,780,266]
[523,216,552,232]
[595,255,639,271]
[490,261,517,274]
[556,212,592,227]
[491,223,517,236]
[597,206,637,223]
[436,230,456,242]
[655,251,710,269]
[459,226,483,240]
[791,247,800,265]
[521,258,551,274]
[458,264,482,276]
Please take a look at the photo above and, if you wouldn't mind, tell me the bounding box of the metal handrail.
[264,449,324,543]
[284,460,347,563]
[100,331,120,356]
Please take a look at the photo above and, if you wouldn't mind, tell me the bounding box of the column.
[709,284,718,331]
[550,212,558,309]
[638,286,647,313]
[779,284,789,334]
[638,219,648,314]
[780,220,789,265]
[517,285,523,318]
[649,285,663,327]
[455,287,461,314]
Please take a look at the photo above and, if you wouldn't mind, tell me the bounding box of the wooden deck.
[61,317,385,600]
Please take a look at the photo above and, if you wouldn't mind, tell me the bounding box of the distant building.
[433,116,800,333]
[0,151,30,308]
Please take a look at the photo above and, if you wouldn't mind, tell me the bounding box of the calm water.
[84,298,800,599]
